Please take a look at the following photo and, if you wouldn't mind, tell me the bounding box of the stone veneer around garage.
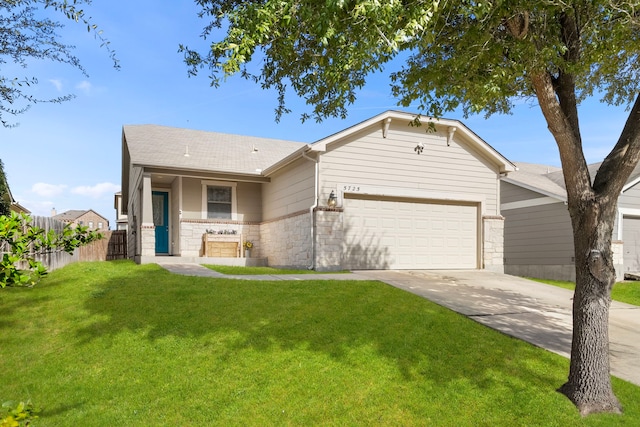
[260,210,313,268]
[314,208,344,271]
[483,215,505,273]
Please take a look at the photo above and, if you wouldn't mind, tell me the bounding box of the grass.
[1,261,639,426]
[529,278,640,306]
[202,264,349,275]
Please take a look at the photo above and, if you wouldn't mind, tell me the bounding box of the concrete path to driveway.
[160,264,639,386]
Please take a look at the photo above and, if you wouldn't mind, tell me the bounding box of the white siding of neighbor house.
[262,157,316,220]
[317,121,500,214]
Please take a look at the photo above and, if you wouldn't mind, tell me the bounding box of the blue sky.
[0,0,631,226]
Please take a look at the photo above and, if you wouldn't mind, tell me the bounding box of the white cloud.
[49,79,63,92]
[71,182,120,199]
[31,183,67,197]
[75,80,93,95]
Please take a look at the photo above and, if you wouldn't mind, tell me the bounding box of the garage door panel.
[343,197,477,269]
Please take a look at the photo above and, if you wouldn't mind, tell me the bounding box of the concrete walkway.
[160,264,640,386]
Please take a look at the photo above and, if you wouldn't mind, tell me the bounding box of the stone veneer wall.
[612,240,624,282]
[140,225,155,257]
[180,219,261,257]
[314,208,344,271]
[260,210,312,268]
[483,216,504,273]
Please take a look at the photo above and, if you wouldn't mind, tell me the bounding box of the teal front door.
[152,191,169,254]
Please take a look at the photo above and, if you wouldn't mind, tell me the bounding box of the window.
[98,222,103,229]
[207,186,232,219]
[89,221,94,229]
[201,180,237,220]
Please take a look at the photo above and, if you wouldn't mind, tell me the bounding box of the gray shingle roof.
[53,210,89,221]
[123,125,306,175]
[504,161,640,199]
[504,162,567,199]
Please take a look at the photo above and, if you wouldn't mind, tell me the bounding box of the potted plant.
[243,240,253,258]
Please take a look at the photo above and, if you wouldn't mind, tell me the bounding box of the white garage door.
[343,196,478,270]
[623,216,640,273]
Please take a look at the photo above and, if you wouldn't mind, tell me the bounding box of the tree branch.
[531,72,591,202]
[593,93,640,196]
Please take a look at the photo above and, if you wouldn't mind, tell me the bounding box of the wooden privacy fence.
[1,216,128,273]
[78,230,128,261]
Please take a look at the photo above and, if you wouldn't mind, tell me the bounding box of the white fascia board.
[622,175,640,193]
[262,144,314,176]
[501,196,564,211]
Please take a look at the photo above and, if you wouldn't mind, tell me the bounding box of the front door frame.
[152,190,170,254]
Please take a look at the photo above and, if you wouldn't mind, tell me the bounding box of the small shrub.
[1,400,38,426]
[0,212,102,288]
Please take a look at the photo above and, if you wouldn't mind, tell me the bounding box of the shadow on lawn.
[76,264,567,391]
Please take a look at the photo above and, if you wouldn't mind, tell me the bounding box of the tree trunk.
[558,196,622,415]
[530,71,630,415]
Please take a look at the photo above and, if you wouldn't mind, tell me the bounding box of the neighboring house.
[121,110,516,271]
[1,175,30,214]
[501,161,640,282]
[114,192,128,231]
[52,209,110,231]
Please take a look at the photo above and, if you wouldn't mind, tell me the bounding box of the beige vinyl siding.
[263,157,315,220]
[503,202,574,265]
[127,165,144,258]
[318,122,499,214]
[501,181,550,204]
[179,177,262,221]
[180,177,203,219]
[236,182,262,222]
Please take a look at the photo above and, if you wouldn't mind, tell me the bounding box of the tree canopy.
[183,0,640,416]
[0,0,118,127]
[0,159,10,216]
[182,0,640,122]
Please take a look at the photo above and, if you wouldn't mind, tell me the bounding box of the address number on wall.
[342,185,362,192]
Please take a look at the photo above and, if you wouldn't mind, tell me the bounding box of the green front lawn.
[1,261,639,426]
[530,278,640,306]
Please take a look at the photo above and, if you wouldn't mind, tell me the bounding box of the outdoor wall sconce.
[328,190,337,207]
[414,142,425,154]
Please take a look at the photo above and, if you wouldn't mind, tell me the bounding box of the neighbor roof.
[122,125,305,176]
[502,161,640,200]
[53,209,108,222]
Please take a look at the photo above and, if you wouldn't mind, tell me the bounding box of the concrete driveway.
[356,269,640,387]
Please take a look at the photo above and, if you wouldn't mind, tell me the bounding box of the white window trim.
[201,180,237,220]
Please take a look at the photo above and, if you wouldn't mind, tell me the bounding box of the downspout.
[302,150,319,270]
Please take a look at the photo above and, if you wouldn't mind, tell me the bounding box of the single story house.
[121,110,516,271]
[501,161,640,281]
